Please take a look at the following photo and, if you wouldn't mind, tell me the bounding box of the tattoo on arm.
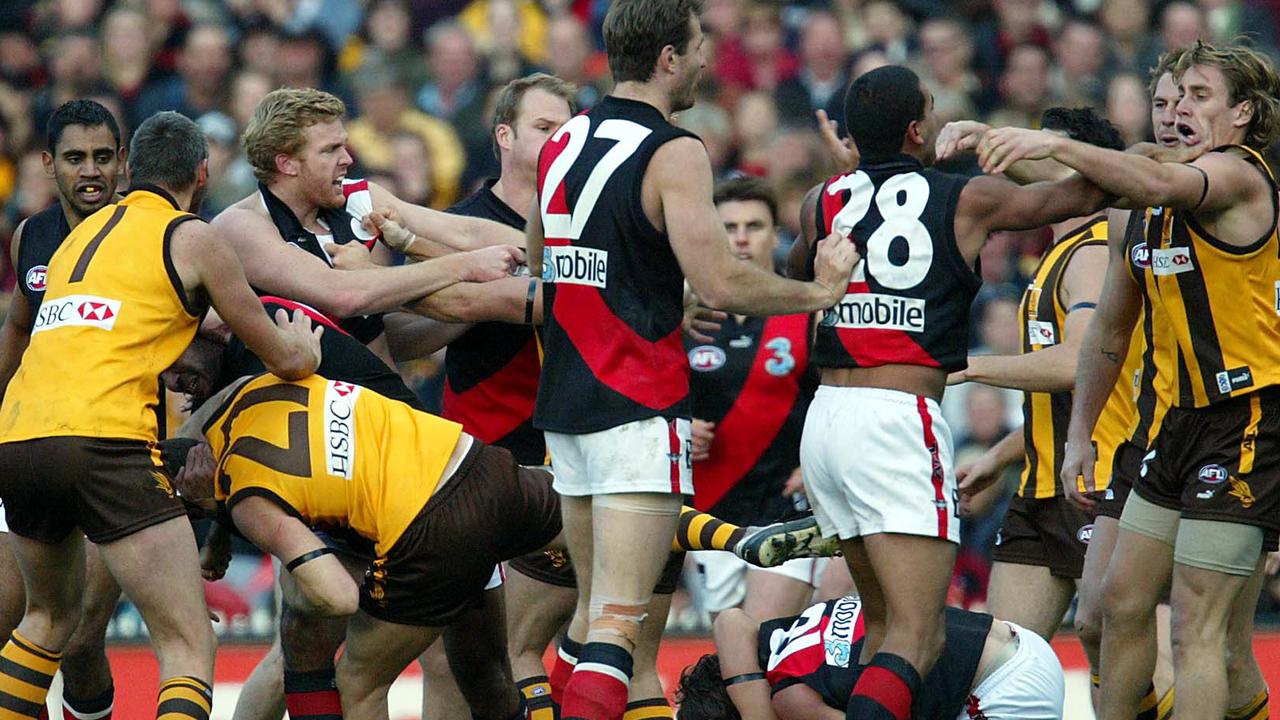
[1099,346,1121,364]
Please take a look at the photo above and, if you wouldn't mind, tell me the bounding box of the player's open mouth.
[76,183,105,203]
[1176,123,1200,145]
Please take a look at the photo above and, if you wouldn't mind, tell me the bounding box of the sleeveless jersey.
[687,313,815,523]
[758,597,990,720]
[258,179,384,345]
[441,179,546,464]
[534,96,697,433]
[1089,214,1144,484]
[0,186,204,443]
[1125,210,1175,446]
[812,156,979,372]
[205,373,463,556]
[1144,146,1280,408]
[218,297,424,411]
[1019,218,1108,499]
[16,202,70,326]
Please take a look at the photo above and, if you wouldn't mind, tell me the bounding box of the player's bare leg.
[419,642,470,720]
[1223,556,1268,719]
[505,565,576,718]
[1169,563,1249,718]
[97,517,216,716]
[231,635,285,720]
[837,538,884,658]
[439,587,519,720]
[816,555,855,600]
[1075,515,1121,708]
[1098,529,1174,720]
[624,591,674,720]
[862,533,954,677]
[560,494,681,720]
[0,533,23,643]
[985,562,1076,640]
[58,544,119,718]
[336,611,444,720]
[0,531,85,714]
[741,566,821,622]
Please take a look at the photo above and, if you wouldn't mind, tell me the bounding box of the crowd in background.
[2,0,1280,632]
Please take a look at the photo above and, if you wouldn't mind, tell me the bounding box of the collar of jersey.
[124,183,183,211]
[858,154,924,173]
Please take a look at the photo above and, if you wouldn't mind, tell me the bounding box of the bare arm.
[654,139,854,313]
[713,610,781,720]
[381,311,470,362]
[772,686,843,720]
[410,276,542,325]
[369,182,524,250]
[957,426,1025,500]
[1061,208,1143,506]
[953,244,1108,392]
[0,220,33,399]
[230,496,359,617]
[526,196,545,279]
[170,221,321,380]
[213,208,518,318]
[981,129,1267,215]
[955,174,1111,261]
[787,184,822,281]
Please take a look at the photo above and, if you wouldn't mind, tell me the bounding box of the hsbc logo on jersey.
[25,265,47,291]
[31,294,121,334]
[542,246,608,288]
[324,380,362,479]
[1150,247,1194,276]
[820,293,925,332]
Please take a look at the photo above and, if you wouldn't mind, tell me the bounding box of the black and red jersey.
[758,597,991,720]
[257,179,384,345]
[16,202,71,327]
[687,313,815,524]
[440,179,546,465]
[534,96,697,433]
[811,157,979,372]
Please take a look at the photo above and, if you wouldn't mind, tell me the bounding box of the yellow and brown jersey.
[206,373,464,556]
[1020,218,1107,499]
[1145,145,1280,409]
[0,187,204,443]
[1124,208,1176,448]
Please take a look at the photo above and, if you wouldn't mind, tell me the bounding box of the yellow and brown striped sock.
[518,675,557,720]
[1227,690,1269,720]
[672,506,744,552]
[1157,687,1174,720]
[622,698,673,720]
[0,629,61,719]
[156,676,212,720]
[1136,683,1160,720]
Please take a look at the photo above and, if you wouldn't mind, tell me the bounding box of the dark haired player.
[944,106,1125,642]
[526,3,857,720]
[0,99,126,720]
[790,65,1111,720]
[674,596,1063,720]
[689,177,823,620]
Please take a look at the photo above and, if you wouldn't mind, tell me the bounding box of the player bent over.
[675,595,1063,720]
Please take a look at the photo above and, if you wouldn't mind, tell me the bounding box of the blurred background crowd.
[3,0,1280,636]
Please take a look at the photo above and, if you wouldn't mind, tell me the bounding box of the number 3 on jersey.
[827,171,933,289]
[540,115,651,240]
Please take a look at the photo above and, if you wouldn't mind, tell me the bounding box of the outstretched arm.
[369,181,524,250]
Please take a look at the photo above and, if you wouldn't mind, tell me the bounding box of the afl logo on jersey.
[25,265,46,292]
[1076,523,1093,544]
[1130,243,1151,269]
[689,345,726,372]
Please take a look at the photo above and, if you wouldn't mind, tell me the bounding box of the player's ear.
[495,123,514,153]
[658,42,678,77]
[1232,98,1254,129]
[905,119,925,147]
[196,157,210,187]
[117,144,128,167]
[41,150,54,178]
[276,152,300,178]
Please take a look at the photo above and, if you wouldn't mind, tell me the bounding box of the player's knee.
[280,605,344,670]
[588,599,648,651]
[1074,600,1104,653]
[418,643,451,677]
[1101,574,1153,627]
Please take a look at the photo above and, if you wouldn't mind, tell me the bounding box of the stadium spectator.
[775,10,848,127]
[133,23,232,126]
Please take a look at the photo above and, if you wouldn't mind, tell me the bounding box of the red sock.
[550,637,582,706]
[845,653,921,720]
[284,669,343,719]
[560,643,632,720]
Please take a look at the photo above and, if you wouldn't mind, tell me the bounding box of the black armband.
[1188,163,1210,209]
[722,672,767,687]
[285,547,336,573]
[1067,302,1098,313]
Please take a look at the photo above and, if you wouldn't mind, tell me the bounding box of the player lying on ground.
[675,596,1064,720]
